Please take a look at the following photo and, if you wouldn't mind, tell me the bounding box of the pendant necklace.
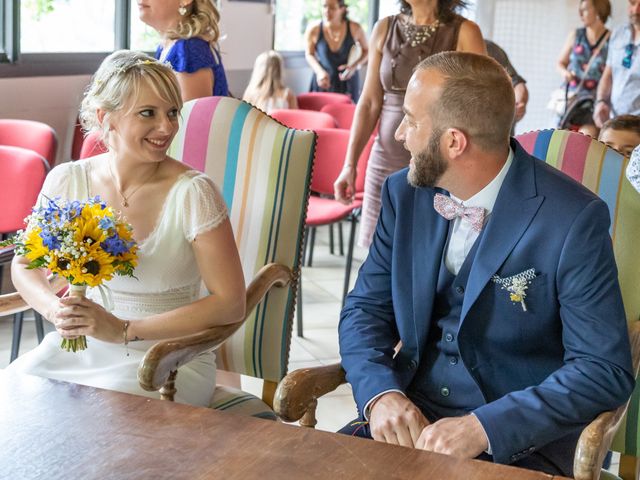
[108,160,160,208]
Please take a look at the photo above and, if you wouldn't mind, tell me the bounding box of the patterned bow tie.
[433,193,486,232]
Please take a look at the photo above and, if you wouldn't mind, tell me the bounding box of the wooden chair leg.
[10,312,24,363]
[342,214,358,307]
[307,227,317,267]
[296,273,303,338]
[618,454,639,480]
[34,311,45,343]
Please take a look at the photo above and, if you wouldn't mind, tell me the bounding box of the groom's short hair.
[416,51,515,152]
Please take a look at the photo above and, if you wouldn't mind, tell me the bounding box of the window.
[0,0,161,77]
[20,0,115,53]
[274,0,370,52]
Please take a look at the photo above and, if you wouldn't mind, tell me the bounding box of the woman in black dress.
[305,0,369,102]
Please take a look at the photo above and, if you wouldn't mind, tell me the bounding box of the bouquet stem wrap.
[61,283,88,352]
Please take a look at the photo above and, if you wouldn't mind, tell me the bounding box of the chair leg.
[302,226,310,266]
[34,311,45,343]
[307,227,317,267]
[342,214,358,307]
[296,273,304,338]
[329,225,335,255]
[338,223,344,256]
[11,312,24,363]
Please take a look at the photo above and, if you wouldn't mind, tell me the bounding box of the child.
[243,50,298,113]
[597,114,640,157]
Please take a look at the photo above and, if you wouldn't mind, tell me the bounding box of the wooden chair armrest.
[574,405,629,480]
[0,274,67,317]
[574,321,640,480]
[273,362,346,424]
[138,263,292,392]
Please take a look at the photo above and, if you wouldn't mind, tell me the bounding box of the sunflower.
[72,213,107,248]
[67,244,116,287]
[22,227,49,262]
[47,251,75,279]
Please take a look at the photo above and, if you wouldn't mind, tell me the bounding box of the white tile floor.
[0,224,366,433]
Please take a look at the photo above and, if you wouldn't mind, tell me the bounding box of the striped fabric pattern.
[209,385,277,420]
[516,129,640,456]
[169,96,315,384]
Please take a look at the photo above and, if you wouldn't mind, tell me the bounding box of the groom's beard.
[407,129,449,188]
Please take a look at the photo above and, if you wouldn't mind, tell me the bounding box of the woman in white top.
[243,50,298,113]
[6,50,246,407]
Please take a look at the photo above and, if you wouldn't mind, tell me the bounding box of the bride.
[6,50,246,407]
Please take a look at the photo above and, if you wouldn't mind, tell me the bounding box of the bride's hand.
[55,296,125,343]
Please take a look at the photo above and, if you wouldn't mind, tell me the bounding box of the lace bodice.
[38,160,228,320]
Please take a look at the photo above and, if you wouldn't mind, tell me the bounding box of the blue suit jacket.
[339,140,635,469]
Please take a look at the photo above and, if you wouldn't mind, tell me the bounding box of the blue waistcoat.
[407,229,486,421]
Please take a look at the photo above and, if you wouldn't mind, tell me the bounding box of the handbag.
[548,30,610,120]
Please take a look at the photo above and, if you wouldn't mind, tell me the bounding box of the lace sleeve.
[182,173,229,242]
[627,146,640,194]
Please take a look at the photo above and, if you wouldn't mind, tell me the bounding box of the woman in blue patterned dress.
[138,0,229,100]
[556,0,610,136]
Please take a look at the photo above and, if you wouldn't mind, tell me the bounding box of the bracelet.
[595,98,610,106]
[123,320,130,356]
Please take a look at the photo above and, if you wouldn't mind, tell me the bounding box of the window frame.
[0,0,132,78]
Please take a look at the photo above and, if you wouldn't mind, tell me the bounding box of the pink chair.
[79,131,108,159]
[0,119,58,168]
[270,109,336,130]
[0,145,49,361]
[297,92,353,111]
[320,103,357,130]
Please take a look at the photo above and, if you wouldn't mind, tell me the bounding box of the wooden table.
[0,372,571,479]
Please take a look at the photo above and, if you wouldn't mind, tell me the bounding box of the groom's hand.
[415,414,488,459]
[369,392,429,448]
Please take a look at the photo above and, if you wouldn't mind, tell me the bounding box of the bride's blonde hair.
[80,50,182,145]
[243,51,287,112]
[168,0,221,45]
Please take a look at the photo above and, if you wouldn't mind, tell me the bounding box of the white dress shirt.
[362,149,515,454]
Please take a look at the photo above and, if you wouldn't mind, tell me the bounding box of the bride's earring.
[178,4,187,16]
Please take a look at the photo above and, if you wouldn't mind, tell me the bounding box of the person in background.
[598,114,640,157]
[305,0,369,102]
[243,50,298,113]
[6,51,245,406]
[333,0,485,249]
[338,51,634,477]
[139,0,229,100]
[556,0,611,136]
[594,0,640,128]
[485,39,528,128]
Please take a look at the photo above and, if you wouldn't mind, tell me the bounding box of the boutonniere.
[491,268,537,312]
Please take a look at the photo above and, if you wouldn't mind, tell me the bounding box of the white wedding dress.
[6,159,228,407]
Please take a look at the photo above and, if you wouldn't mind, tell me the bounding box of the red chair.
[297,128,365,336]
[296,92,353,112]
[269,109,336,130]
[0,145,49,361]
[0,119,58,168]
[79,130,108,159]
[320,103,357,130]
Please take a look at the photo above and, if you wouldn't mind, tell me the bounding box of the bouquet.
[2,196,138,352]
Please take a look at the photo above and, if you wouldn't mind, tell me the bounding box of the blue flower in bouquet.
[98,217,116,231]
[101,234,132,256]
[40,227,61,250]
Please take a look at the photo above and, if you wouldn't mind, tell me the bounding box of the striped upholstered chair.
[518,129,640,480]
[275,129,640,477]
[137,97,315,419]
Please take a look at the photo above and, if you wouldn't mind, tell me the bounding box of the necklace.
[108,160,160,208]
[402,19,441,47]
[325,23,343,43]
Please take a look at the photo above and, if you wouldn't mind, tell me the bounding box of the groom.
[338,51,635,477]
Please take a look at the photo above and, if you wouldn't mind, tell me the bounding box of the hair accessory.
[178,4,187,16]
